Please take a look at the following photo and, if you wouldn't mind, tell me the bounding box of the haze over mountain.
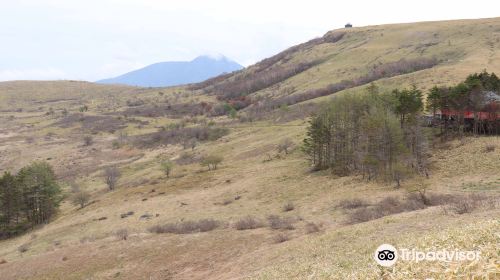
[97,55,243,87]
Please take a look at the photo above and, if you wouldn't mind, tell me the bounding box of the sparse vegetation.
[104,166,121,191]
[304,222,321,234]
[234,216,263,230]
[337,199,369,209]
[18,244,29,253]
[267,215,295,230]
[273,233,289,243]
[134,126,229,148]
[201,154,223,171]
[277,138,293,154]
[114,228,129,240]
[160,160,174,178]
[149,219,220,234]
[83,135,93,146]
[71,191,91,209]
[0,17,498,280]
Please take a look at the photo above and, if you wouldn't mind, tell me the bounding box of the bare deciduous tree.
[277,138,294,154]
[104,166,120,191]
[72,191,91,209]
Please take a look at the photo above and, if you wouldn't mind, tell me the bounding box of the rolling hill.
[0,17,499,280]
[97,55,243,87]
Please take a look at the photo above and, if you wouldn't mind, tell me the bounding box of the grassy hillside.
[196,17,500,106]
[0,17,499,280]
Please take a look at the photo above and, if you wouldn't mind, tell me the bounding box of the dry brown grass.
[149,219,220,234]
[234,216,264,230]
[267,215,296,230]
[0,17,499,280]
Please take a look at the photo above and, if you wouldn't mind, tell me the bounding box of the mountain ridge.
[97,55,243,87]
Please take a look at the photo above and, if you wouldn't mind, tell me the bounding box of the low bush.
[114,228,129,240]
[234,216,263,230]
[134,126,229,148]
[18,244,29,253]
[337,199,369,209]
[267,215,295,230]
[483,144,495,153]
[148,219,219,234]
[283,202,295,212]
[447,194,488,214]
[273,233,289,243]
[348,196,425,224]
[347,193,493,224]
[305,222,321,234]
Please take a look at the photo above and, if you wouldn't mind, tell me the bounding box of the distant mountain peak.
[97,54,243,87]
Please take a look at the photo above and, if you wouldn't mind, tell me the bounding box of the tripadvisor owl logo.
[374,244,481,267]
[374,244,398,267]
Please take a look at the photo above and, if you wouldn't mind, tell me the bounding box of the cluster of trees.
[303,85,428,187]
[0,162,62,239]
[427,71,500,136]
[190,32,346,94]
[247,58,438,116]
[212,60,320,102]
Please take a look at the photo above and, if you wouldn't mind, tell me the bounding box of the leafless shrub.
[305,222,321,234]
[337,199,369,209]
[175,152,200,165]
[18,244,29,253]
[406,192,458,207]
[277,138,294,154]
[347,208,380,224]
[57,114,127,133]
[447,194,488,214]
[114,229,129,240]
[234,216,263,230]
[126,99,145,107]
[450,200,476,214]
[347,196,426,224]
[346,192,492,224]
[104,166,121,191]
[483,144,495,153]
[283,202,295,212]
[148,219,219,234]
[134,126,228,148]
[123,102,207,118]
[83,135,93,146]
[72,191,91,208]
[273,233,289,243]
[267,215,295,230]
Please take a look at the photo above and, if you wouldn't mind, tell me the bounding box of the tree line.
[0,162,62,239]
[243,57,438,117]
[426,71,500,137]
[303,84,428,187]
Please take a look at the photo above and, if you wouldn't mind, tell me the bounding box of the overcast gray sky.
[0,0,499,82]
